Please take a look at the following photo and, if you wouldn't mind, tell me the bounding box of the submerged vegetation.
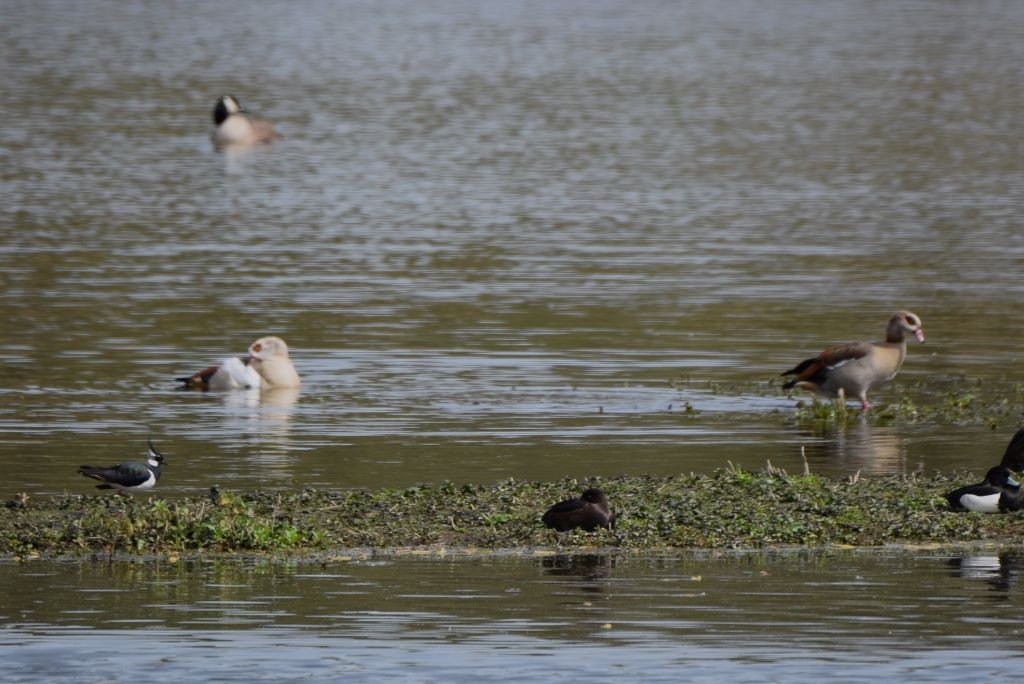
[671,374,1024,430]
[791,382,1024,429]
[4,467,1024,558]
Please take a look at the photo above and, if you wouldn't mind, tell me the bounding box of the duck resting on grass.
[542,488,615,532]
[177,336,301,391]
[945,466,1022,513]
[781,310,925,410]
[78,441,166,494]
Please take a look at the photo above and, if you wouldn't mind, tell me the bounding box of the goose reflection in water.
[798,419,907,476]
[948,553,1021,599]
[221,387,301,468]
[222,386,299,425]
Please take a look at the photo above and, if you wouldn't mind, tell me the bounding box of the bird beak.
[914,329,926,343]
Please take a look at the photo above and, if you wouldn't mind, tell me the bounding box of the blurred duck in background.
[212,94,279,148]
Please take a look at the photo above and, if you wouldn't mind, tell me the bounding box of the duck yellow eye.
[252,343,262,353]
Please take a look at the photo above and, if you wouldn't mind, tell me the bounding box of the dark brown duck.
[542,488,615,532]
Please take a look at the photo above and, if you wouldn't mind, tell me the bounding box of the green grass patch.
[4,468,1024,557]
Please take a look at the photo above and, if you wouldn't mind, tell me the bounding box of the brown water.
[2,0,1023,498]
[2,551,1023,681]
[2,0,1024,678]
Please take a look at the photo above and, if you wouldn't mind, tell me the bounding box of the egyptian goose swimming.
[177,336,301,391]
[781,310,925,410]
[212,95,279,148]
[541,488,615,532]
[79,441,166,494]
[945,466,1022,513]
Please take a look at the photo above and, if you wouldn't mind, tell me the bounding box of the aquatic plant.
[3,468,1024,557]
[791,384,1024,430]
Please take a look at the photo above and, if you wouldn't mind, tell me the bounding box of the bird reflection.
[221,387,300,464]
[948,553,1021,599]
[541,553,615,592]
[222,386,298,415]
[798,418,906,475]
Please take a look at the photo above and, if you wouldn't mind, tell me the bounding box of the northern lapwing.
[212,94,279,148]
[781,310,925,410]
[177,336,300,391]
[946,466,1022,513]
[78,441,166,494]
[542,488,615,532]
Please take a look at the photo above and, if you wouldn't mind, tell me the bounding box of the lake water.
[2,0,1024,679]
[3,550,1024,682]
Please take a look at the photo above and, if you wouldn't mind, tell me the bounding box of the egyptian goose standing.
[177,336,301,391]
[945,466,1023,513]
[781,311,925,410]
[541,488,615,532]
[212,95,279,148]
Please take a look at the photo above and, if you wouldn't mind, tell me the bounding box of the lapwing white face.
[146,442,165,468]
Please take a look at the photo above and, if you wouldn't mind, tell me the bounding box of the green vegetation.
[4,468,1023,558]
[670,375,1024,429]
[791,383,1024,429]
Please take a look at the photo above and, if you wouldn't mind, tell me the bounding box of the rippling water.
[4,0,1024,678]
[3,551,1024,681]
[3,0,1023,497]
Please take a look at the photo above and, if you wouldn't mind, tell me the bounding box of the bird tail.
[781,358,817,377]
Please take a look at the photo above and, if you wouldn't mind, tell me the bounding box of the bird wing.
[543,499,586,516]
[946,483,1001,512]
[1000,427,1024,472]
[782,342,873,381]
[219,356,262,388]
[78,461,152,487]
[251,119,279,142]
[177,365,220,389]
[815,342,873,369]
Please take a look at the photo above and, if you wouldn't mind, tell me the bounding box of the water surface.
[2,551,1024,681]
[3,0,1024,497]
[4,3,1024,678]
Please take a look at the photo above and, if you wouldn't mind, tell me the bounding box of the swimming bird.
[177,336,301,391]
[945,466,1022,513]
[998,427,1024,472]
[781,310,925,410]
[78,441,166,494]
[212,94,279,148]
[542,488,615,532]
